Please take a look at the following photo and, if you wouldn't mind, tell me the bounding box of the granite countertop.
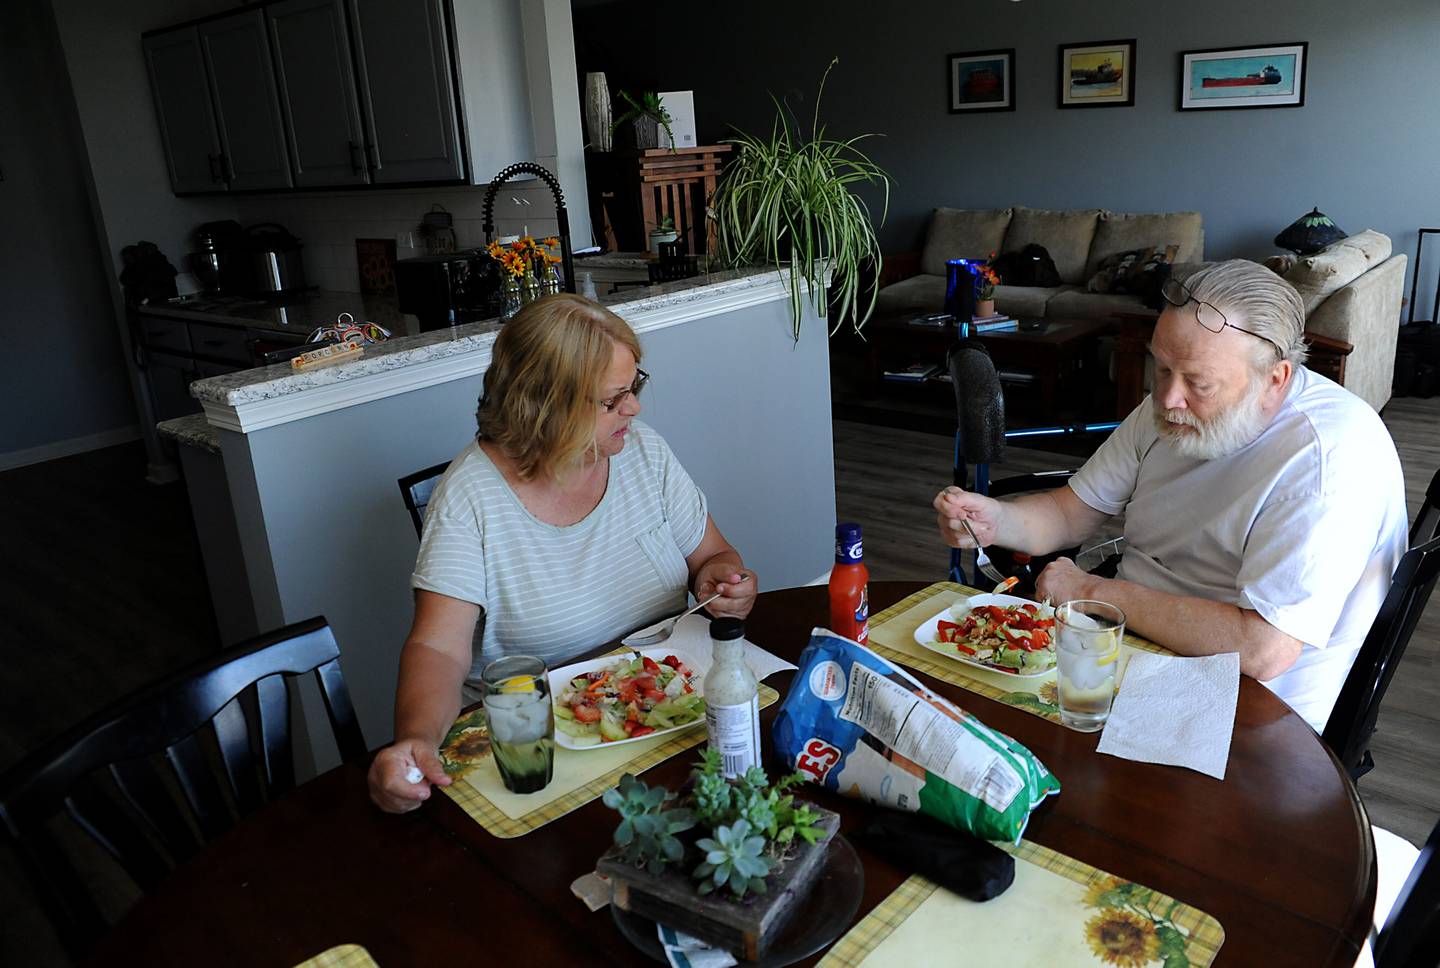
[190,267,778,409]
[156,413,221,453]
[139,290,416,339]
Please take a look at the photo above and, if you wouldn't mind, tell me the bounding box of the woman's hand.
[367,737,451,814]
[696,564,757,619]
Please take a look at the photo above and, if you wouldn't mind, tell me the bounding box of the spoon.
[625,573,751,649]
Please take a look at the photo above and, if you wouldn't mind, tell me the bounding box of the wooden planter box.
[597,807,841,961]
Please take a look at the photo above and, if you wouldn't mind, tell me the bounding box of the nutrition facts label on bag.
[839,663,1023,812]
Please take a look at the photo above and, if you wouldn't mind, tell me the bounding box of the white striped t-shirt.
[411,420,709,681]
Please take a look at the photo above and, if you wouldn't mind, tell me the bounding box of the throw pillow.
[1087,245,1178,296]
[920,208,1013,277]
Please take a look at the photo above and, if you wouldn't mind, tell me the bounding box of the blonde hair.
[1184,259,1308,373]
[477,294,642,480]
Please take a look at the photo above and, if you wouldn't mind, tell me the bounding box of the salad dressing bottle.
[704,617,760,778]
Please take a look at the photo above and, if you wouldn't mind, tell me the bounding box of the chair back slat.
[1410,467,1440,546]
[5,818,109,958]
[212,692,263,815]
[65,785,174,892]
[109,757,203,864]
[164,733,234,843]
[1324,536,1440,779]
[398,461,451,539]
[254,674,294,795]
[316,657,369,763]
[0,616,366,954]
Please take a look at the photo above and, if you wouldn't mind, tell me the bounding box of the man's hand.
[1034,557,1097,604]
[695,565,756,619]
[934,486,1004,549]
[367,737,451,814]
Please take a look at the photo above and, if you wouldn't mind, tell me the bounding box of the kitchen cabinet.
[267,0,369,188]
[348,0,465,184]
[198,11,293,191]
[142,29,225,193]
[132,311,305,420]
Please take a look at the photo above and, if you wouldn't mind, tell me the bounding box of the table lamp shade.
[1274,208,1346,255]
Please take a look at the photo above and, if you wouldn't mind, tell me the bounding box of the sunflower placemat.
[866,582,1170,725]
[292,944,379,967]
[439,685,780,838]
[819,839,1224,968]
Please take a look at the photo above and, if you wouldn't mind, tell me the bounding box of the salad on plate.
[922,596,1059,675]
[554,653,705,747]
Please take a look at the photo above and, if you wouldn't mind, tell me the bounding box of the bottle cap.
[835,522,864,563]
[710,617,745,641]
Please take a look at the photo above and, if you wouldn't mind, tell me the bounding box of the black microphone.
[947,338,1005,467]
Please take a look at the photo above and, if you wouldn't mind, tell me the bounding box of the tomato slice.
[630,725,655,738]
[642,657,661,674]
[572,703,601,723]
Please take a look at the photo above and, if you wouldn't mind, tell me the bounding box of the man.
[934,259,1408,731]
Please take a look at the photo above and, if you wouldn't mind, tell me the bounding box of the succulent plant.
[603,773,695,874]
[693,819,774,898]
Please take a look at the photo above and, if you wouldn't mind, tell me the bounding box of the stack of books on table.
[883,362,941,382]
[969,313,1018,333]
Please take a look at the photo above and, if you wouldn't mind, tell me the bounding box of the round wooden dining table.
[87,583,1375,968]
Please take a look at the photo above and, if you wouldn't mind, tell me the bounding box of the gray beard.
[1153,378,1269,460]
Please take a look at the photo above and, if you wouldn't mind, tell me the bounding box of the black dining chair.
[1409,467,1440,547]
[398,460,451,539]
[1323,533,1440,782]
[0,617,367,959]
[1374,813,1440,968]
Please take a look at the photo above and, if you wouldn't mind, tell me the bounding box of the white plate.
[547,647,706,751]
[913,593,1056,679]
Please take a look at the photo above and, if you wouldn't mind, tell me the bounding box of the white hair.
[1183,259,1307,374]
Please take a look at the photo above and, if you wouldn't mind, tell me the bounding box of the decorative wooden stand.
[597,808,840,961]
[587,145,732,256]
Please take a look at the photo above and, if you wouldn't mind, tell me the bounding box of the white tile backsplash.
[231,181,572,293]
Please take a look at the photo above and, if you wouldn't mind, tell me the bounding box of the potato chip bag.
[772,628,1059,844]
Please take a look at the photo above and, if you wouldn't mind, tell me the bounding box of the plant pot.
[975,298,996,318]
[649,229,679,255]
[597,807,840,961]
[633,115,660,150]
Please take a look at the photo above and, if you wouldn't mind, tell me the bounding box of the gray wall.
[219,294,834,760]
[599,0,1440,320]
[0,0,138,462]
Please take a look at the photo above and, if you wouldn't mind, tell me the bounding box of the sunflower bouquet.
[975,256,1001,301]
[486,236,562,280]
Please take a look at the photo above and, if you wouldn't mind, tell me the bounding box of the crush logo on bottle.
[835,536,863,562]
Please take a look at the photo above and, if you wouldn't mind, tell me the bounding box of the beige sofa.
[876,206,1206,320]
[1257,230,1407,411]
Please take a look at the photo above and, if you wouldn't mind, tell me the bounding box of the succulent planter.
[598,806,841,961]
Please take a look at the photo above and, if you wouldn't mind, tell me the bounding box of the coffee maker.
[189,220,250,295]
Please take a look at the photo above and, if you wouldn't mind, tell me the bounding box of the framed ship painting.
[1058,39,1135,108]
[948,49,1015,113]
[1180,43,1307,110]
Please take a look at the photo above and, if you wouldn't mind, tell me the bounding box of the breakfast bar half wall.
[172,269,837,774]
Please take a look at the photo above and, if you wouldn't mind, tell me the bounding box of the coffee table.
[866,314,1114,416]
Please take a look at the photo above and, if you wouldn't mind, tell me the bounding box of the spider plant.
[709,59,890,337]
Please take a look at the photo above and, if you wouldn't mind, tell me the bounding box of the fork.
[624,574,750,648]
[958,518,1010,588]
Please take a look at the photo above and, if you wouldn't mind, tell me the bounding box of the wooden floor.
[0,396,1435,965]
[836,396,1440,847]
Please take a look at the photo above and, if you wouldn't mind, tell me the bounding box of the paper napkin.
[657,923,736,968]
[1096,651,1240,780]
[622,613,798,681]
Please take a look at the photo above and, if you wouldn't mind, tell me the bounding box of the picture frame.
[947,48,1016,114]
[1179,42,1307,110]
[1058,39,1136,108]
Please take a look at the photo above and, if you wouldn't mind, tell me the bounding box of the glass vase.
[522,266,541,305]
[542,264,563,296]
[500,277,523,321]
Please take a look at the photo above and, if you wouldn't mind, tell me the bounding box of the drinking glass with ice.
[1054,601,1125,733]
[480,656,555,794]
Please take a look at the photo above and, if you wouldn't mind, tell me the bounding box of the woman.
[369,294,755,813]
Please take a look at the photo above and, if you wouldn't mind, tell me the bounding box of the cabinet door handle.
[208,153,222,183]
[349,141,364,175]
